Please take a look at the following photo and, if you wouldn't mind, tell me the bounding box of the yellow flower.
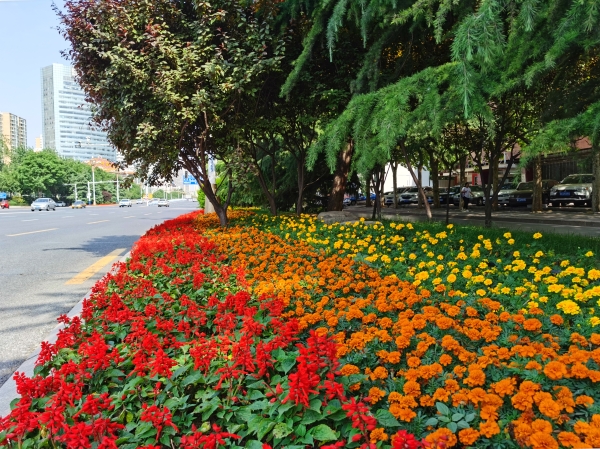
[560,260,570,267]
[508,239,515,245]
[585,251,594,257]
[556,300,580,315]
[503,232,512,239]
[447,274,457,283]
[462,270,472,279]
[533,232,542,239]
[476,289,487,296]
[447,224,454,229]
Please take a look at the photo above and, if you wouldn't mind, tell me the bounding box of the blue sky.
[0,0,69,146]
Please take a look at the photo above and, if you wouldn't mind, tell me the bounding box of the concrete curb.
[0,252,131,418]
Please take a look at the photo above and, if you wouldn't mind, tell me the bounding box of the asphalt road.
[0,200,200,387]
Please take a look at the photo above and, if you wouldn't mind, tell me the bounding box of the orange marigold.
[463,369,486,387]
[370,366,389,380]
[550,314,564,325]
[523,318,543,331]
[407,356,422,368]
[531,419,553,434]
[370,428,389,443]
[439,354,453,366]
[340,364,360,376]
[543,361,567,380]
[575,395,594,407]
[492,377,516,397]
[557,431,582,448]
[458,428,480,446]
[425,428,457,448]
[403,380,421,397]
[529,432,559,449]
[367,387,386,404]
[479,420,500,438]
[538,399,561,419]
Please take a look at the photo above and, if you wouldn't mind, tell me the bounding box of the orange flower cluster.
[195,214,600,448]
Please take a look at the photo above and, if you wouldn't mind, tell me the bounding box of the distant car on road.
[0,199,9,209]
[31,198,56,211]
[136,199,143,204]
[55,201,66,207]
[157,199,170,207]
[119,199,132,207]
[71,200,86,209]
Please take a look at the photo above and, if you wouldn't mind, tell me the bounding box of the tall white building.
[41,63,115,161]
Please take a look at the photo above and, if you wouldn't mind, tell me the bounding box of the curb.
[0,252,131,419]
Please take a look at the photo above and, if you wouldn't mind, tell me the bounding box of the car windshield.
[470,186,483,192]
[518,182,534,190]
[562,174,594,184]
[499,184,514,190]
[405,188,419,193]
[36,199,49,202]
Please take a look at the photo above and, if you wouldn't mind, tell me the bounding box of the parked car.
[0,199,9,209]
[55,201,66,207]
[158,199,170,207]
[136,199,144,204]
[508,179,559,207]
[384,187,410,207]
[452,185,486,206]
[343,194,367,206]
[439,186,461,205]
[399,187,433,205]
[493,183,519,206]
[119,199,132,207]
[31,198,57,211]
[549,174,594,207]
[72,200,86,209]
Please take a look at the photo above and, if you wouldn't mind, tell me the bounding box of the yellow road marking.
[65,248,126,285]
[6,228,58,237]
[87,220,109,224]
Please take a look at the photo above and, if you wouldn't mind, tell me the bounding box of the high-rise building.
[0,112,27,149]
[41,63,116,161]
[34,135,43,151]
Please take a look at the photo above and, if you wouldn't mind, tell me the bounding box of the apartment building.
[0,112,27,163]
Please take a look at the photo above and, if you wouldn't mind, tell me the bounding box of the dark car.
[440,186,461,205]
[549,174,594,207]
[508,180,559,207]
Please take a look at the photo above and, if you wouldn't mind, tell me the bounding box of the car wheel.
[476,198,483,206]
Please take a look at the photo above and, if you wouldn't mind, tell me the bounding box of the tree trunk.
[365,171,372,208]
[532,155,543,212]
[431,158,440,208]
[491,158,499,211]
[371,165,383,220]
[391,160,398,209]
[592,145,600,213]
[459,155,467,210]
[296,155,306,215]
[253,168,277,215]
[417,165,423,208]
[400,142,432,220]
[203,181,228,226]
[445,166,452,225]
[328,140,353,211]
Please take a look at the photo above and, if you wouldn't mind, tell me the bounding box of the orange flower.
[550,314,564,325]
[479,420,500,438]
[570,363,589,379]
[387,351,401,364]
[439,354,452,366]
[557,431,582,448]
[370,428,388,443]
[458,428,479,445]
[492,377,516,397]
[370,366,388,380]
[425,428,457,448]
[525,360,542,371]
[523,318,542,331]
[538,399,561,419]
[529,432,559,449]
[531,419,553,434]
[340,364,360,376]
[575,395,594,407]
[367,387,386,404]
[403,380,421,397]
[407,356,422,368]
[544,361,567,380]
[463,368,486,386]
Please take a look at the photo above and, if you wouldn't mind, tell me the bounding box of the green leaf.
[245,441,264,449]
[309,399,322,412]
[300,409,321,425]
[280,357,296,374]
[452,412,465,422]
[375,409,402,428]
[181,370,204,387]
[272,422,293,439]
[464,413,476,423]
[425,418,439,427]
[311,424,337,442]
[436,402,450,415]
[447,422,458,433]
[457,420,470,429]
[257,420,276,440]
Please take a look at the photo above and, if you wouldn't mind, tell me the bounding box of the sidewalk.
[345,204,600,237]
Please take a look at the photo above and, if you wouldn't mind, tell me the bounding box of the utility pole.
[92,162,97,206]
[116,169,120,202]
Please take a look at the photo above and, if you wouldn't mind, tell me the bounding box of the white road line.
[7,228,58,237]
[87,220,109,224]
[124,216,135,218]
[62,216,74,218]
[143,213,152,216]
[22,219,39,222]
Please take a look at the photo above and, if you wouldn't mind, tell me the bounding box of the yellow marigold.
[462,270,472,279]
[458,428,480,446]
[367,387,386,404]
[504,232,512,239]
[588,268,600,280]
[533,232,543,239]
[556,300,580,315]
[447,274,457,283]
[370,428,388,443]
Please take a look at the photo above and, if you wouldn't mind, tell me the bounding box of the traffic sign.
[0,192,6,199]
[183,177,198,185]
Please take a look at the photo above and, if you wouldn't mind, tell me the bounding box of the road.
[0,201,200,387]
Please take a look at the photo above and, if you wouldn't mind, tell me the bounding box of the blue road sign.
[0,192,6,199]
[183,177,198,185]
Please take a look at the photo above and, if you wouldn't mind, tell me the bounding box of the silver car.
[31,198,56,211]
[549,174,594,207]
[157,199,170,207]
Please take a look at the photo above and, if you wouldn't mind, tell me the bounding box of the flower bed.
[0,212,421,449]
[197,212,600,449]
[1,210,600,449]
